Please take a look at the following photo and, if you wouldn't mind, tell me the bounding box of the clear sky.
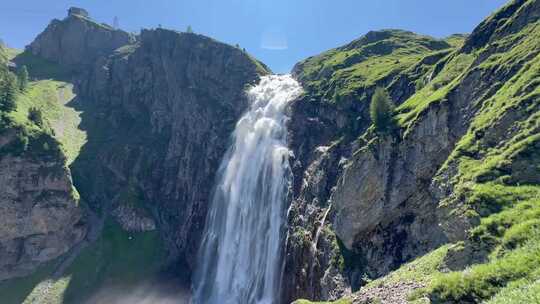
[0,0,508,73]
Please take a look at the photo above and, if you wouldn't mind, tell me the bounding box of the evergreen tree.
[187,25,194,33]
[17,65,29,91]
[0,73,18,112]
[370,87,396,134]
[28,107,44,127]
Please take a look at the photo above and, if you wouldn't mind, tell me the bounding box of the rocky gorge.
[0,0,539,303]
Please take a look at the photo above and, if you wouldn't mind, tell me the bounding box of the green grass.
[0,107,66,163]
[0,219,166,304]
[11,80,87,164]
[444,34,468,48]
[1,48,84,163]
[366,245,452,289]
[296,29,452,104]
[396,52,474,129]
[428,236,540,302]
[396,19,539,135]
[486,277,540,304]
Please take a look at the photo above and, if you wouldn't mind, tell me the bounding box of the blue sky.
[0,0,508,73]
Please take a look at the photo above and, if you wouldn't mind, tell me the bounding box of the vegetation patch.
[296,29,452,104]
[0,219,166,304]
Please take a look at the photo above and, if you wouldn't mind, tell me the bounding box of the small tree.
[0,73,18,112]
[17,65,29,91]
[370,87,396,134]
[28,107,44,127]
[186,25,193,33]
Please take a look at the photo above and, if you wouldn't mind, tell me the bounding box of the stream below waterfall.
[192,75,302,304]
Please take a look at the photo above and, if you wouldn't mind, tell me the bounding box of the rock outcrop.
[0,154,86,281]
[27,10,134,68]
[0,113,86,280]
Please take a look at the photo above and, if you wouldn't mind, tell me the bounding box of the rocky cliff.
[282,29,456,301]
[27,9,134,68]
[27,13,270,275]
[0,139,86,281]
[287,0,540,303]
[73,27,268,272]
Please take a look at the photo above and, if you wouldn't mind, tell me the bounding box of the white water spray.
[193,75,302,304]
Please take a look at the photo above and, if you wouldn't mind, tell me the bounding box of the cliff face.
[0,147,86,281]
[286,0,540,303]
[282,29,456,302]
[68,28,269,271]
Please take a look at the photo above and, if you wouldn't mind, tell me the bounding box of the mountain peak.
[25,9,134,68]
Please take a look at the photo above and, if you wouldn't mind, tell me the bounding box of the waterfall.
[192,75,302,304]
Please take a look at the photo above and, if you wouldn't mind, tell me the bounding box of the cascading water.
[192,75,302,304]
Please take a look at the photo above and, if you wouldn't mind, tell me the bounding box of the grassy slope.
[295,29,452,103]
[295,1,539,303]
[413,16,540,302]
[10,79,86,164]
[0,50,168,304]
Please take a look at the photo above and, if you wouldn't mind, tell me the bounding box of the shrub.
[28,107,44,127]
[369,87,396,134]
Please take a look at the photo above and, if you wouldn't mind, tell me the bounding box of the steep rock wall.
[0,118,86,281]
[68,28,269,274]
